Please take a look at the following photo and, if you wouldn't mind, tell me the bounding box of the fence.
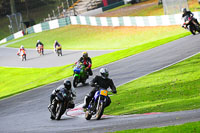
[162,0,189,15]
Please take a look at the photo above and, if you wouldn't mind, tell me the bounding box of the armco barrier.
[1,12,200,44]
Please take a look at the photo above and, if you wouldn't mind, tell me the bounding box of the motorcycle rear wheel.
[85,110,92,120]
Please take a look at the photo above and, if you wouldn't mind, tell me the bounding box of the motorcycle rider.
[36,40,44,53]
[82,68,117,109]
[53,40,61,52]
[17,45,26,56]
[182,8,200,26]
[78,52,93,76]
[48,80,76,119]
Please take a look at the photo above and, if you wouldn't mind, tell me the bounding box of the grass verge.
[0,32,190,99]
[105,53,200,115]
[114,121,200,133]
[3,25,188,49]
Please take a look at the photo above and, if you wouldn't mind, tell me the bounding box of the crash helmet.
[100,68,109,79]
[64,80,71,90]
[37,40,40,43]
[82,51,88,58]
[20,45,24,49]
[182,8,187,13]
[55,40,57,43]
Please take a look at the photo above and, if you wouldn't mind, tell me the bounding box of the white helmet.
[100,68,109,79]
[37,40,40,43]
[20,45,24,49]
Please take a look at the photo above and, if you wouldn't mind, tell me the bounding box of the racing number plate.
[100,90,108,96]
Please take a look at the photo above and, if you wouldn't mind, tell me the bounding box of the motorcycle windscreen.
[73,67,81,73]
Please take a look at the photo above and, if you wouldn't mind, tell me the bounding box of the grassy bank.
[4,25,188,49]
[0,32,190,99]
[115,121,200,133]
[105,53,200,115]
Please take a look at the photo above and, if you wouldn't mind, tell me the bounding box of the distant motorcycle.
[182,16,200,35]
[37,44,44,55]
[56,46,62,56]
[72,62,88,88]
[48,90,71,120]
[85,86,111,120]
[17,50,26,61]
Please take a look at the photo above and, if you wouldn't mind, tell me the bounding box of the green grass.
[0,32,190,99]
[105,53,200,115]
[3,25,188,49]
[114,121,200,133]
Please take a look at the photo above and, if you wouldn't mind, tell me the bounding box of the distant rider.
[48,80,76,119]
[36,40,44,53]
[53,40,61,52]
[17,45,26,56]
[78,52,93,76]
[82,68,117,109]
[181,8,200,27]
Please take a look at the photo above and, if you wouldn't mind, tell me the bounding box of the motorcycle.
[48,90,70,120]
[73,62,88,88]
[56,46,62,56]
[85,87,110,120]
[17,50,26,61]
[182,16,200,35]
[37,44,44,55]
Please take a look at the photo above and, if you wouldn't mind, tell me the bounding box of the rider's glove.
[85,67,89,71]
[112,90,117,94]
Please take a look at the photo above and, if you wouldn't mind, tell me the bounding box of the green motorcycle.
[73,62,88,88]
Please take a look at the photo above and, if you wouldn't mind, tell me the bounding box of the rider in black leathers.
[36,40,44,48]
[182,8,200,26]
[48,80,76,118]
[82,68,117,109]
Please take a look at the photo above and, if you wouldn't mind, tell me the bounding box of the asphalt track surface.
[0,48,116,68]
[0,34,200,132]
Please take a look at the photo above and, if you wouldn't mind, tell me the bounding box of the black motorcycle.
[183,16,200,35]
[48,90,70,120]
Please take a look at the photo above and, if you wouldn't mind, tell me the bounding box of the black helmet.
[182,8,187,13]
[100,68,109,79]
[64,80,71,90]
[82,52,88,58]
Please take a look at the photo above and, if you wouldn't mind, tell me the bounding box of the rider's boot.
[82,95,91,109]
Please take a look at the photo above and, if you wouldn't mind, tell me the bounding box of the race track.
[0,34,200,132]
[0,48,116,68]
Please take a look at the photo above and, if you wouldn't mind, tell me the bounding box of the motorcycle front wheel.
[73,76,79,88]
[56,102,64,120]
[190,25,196,35]
[96,101,104,120]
